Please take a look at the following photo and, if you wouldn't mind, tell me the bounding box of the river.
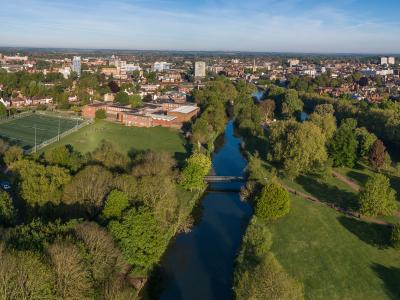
[158,121,252,300]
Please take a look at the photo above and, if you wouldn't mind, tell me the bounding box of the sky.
[1,0,400,53]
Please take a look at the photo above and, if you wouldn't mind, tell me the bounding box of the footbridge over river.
[204,175,245,183]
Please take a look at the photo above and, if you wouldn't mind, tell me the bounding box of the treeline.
[191,76,237,152]
[234,155,303,300]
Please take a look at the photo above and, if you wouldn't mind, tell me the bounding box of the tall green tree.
[359,173,397,217]
[180,152,212,191]
[268,120,327,178]
[328,121,358,167]
[109,207,167,275]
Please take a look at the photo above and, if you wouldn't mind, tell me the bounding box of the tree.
[246,153,267,182]
[131,150,175,177]
[259,99,276,122]
[0,190,15,226]
[136,175,178,227]
[391,223,400,249]
[44,145,84,172]
[359,173,397,217]
[102,190,130,220]
[114,91,129,105]
[280,89,303,119]
[328,122,358,167]
[0,245,56,299]
[129,94,142,108]
[95,109,106,120]
[108,207,167,275]
[267,120,327,178]
[234,253,304,300]
[355,127,377,157]
[13,160,71,207]
[192,117,213,147]
[180,152,212,191]
[74,222,129,285]
[368,139,386,169]
[63,165,113,214]
[309,113,337,140]
[91,140,129,171]
[255,182,290,220]
[48,242,94,299]
[314,103,334,115]
[3,145,23,166]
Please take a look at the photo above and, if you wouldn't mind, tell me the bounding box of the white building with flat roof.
[381,57,388,65]
[194,61,206,78]
[388,57,396,65]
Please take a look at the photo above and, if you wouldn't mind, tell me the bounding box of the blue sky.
[1,0,400,53]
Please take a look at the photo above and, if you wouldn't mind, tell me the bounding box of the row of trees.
[233,217,303,300]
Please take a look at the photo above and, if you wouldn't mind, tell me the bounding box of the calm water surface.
[159,121,252,300]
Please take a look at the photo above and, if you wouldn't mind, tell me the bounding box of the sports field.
[0,113,82,150]
[44,120,187,159]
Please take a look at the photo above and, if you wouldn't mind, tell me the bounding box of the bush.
[255,182,290,220]
[392,223,400,249]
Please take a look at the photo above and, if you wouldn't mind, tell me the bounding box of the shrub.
[255,182,290,220]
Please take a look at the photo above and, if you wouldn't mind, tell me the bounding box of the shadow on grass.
[372,264,400,299]
[338,216,392,248]
[347,170,369,186]
[296,176,359,211]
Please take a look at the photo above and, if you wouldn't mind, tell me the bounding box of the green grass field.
[270,195,400,300]
[0,114,82,150]
[45,120,187,158]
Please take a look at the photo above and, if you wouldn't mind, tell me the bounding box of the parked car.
[0,181,11,191]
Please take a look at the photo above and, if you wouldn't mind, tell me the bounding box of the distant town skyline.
[1,0,400,53]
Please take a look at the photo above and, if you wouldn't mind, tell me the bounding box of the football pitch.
[0,113,83,150]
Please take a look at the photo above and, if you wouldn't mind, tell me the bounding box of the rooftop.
[170,105,198,114]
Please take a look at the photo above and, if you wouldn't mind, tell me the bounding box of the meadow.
[269,195,400,300]
[45,120,188,159]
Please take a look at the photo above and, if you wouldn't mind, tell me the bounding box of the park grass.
[44,120,188,159]
[269,195,400,300]
[0,114,81,150]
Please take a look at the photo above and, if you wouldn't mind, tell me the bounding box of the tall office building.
[388,57,396,65]
[194,61,206,78]
[380,57,388,65]
[72,56,81,76]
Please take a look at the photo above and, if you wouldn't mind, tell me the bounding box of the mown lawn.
[269,196,400,300]
[44,120,188,159]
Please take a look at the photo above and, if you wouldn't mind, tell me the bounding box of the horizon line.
[1,46,400,57]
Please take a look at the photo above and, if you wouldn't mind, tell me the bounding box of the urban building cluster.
[1,51,400,126]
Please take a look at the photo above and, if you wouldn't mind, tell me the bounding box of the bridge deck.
[204,175,245,183]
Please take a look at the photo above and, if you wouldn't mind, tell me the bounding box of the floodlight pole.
[34,125,37,153]
[58,118,60,141]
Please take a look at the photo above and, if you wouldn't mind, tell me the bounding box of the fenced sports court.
[0,111,92,153]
